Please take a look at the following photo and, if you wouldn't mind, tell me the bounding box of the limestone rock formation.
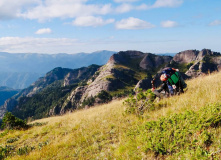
[173,49,221,78]
[140,53,172,70]
[173,50,199,64]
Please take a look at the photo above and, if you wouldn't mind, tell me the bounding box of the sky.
[0,0,221,54]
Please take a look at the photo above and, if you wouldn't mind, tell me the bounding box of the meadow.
[1,71,221,159]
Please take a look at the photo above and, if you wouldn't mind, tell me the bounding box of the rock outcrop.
[173,50,199,64]
[174,49,221,78]
[140,53,172,70]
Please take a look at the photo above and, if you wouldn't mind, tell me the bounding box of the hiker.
[151,67,187,98]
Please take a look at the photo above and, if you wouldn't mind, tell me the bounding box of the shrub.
[123,89,155,116]
[134,103,221,158]
[82,96,95,107]
[1,112,27,130]
[0,145,15,159]
[17,145,35,155]
[97,90,112,103]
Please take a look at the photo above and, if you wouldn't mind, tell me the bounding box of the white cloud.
[115,3,133,13]
[136,4,148,10]
[0,36,81,53]
[115,3,148,13]
[114,0,140,3]
[0,0,183,22]
[209,20,221,26]
[0,0,40,20]
[72,16,114,27]
[35,28,52,34]
[152,0,183,8]
[161,20,178,28]
[18,0,113,21]
[115,17,155,30]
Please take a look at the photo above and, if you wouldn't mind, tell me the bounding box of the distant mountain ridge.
[0,50,115,89]
[0,72,43,89]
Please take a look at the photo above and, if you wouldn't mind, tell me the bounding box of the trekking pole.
[151,78,156,90]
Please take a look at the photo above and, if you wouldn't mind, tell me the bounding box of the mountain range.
[0,50,115,89]
[1,48,221,120]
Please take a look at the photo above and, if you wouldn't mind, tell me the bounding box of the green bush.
[0,145,15,159]
[1,112,27,130]
[6,137,19,143]
[112,89,134,98]
[17,145,35,155]
[97,90,112,103]
[131,103,221,158]
[123,89,155,116]
[82,96,95,107]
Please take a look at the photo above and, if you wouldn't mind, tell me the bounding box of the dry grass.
[150,72,221,119]
[1,71,221,159]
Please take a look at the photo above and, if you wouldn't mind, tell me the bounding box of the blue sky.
[0,0,221,54]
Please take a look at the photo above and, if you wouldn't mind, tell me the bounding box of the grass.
[1,72,221,159]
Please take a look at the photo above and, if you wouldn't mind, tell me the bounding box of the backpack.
[167,72,180,85]
[162,68,185,94]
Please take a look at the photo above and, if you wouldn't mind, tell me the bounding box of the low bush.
[123,89,155,116]
[97,90,112,103]
[0,145,15,159]
[1,112,28,130]
[130,103,221,159]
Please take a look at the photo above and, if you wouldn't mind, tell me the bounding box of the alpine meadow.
[0,71,221,159]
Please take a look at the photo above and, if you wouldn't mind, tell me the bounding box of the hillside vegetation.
[1,72,221,159]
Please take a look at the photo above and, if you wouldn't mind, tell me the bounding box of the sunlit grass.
[1,72,221,159]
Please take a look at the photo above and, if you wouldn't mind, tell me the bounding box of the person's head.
[160,73,168,81]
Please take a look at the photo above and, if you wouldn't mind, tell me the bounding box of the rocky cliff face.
[108,50,145,65]
[173,49,221,77]
[140,53,172,70]
[173,50,199,64]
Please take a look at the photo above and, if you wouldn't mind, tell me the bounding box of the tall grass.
[0,72,221,159]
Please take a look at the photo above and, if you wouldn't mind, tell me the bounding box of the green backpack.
[168,72,180,85]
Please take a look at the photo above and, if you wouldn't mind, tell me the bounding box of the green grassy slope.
[1,71,221,159]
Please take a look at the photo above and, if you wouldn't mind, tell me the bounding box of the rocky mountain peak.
[107,50,144,65]
[183,49,221,77]
[173,49,221,64]
[173,49,199,63]
[139,53,172,70]
[118,50,144,57]
[196,49,221,60]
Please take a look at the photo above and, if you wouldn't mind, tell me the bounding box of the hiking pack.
[162,68,186,94]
